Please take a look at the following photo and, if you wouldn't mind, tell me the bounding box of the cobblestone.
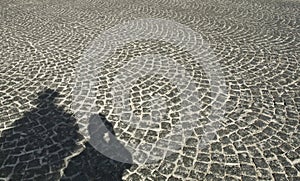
[1,0,300,180]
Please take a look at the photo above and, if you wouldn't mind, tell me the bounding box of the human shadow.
[0,89,82,180]
[0,88,132,181]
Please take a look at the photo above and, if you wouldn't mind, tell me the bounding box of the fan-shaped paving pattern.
[0,0,299,180]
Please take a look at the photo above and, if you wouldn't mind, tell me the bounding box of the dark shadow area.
[62,114,132,181]
[0,88,132,181]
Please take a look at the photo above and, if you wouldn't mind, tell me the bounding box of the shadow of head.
[31,88,60,106]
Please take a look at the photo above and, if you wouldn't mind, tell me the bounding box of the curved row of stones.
[0,0,299,180]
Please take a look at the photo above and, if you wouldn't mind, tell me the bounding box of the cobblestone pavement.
[0,0,299,180]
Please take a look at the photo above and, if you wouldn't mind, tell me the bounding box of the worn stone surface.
[0,0,299,180]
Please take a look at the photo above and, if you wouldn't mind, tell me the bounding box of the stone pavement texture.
[0,0,299,180]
